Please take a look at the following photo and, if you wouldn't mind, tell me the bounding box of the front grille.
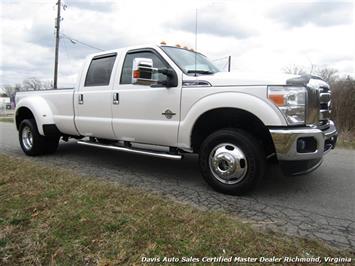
[318,85,331,129]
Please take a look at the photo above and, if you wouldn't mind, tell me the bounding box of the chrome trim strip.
[182,80,212,87]
[77,141,182,160]
[269,128,320,135]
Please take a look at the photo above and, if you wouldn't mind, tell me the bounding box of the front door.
[74,53,117,139]
[112,49,181,147]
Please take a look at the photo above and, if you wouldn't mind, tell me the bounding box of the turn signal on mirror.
[133,70,140,78]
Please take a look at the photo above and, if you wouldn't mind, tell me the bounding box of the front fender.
[178,92,286,150]
[16,96,55,135]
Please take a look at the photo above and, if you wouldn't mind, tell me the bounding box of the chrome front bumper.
[269,120,337,175]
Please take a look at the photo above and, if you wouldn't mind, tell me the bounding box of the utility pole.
[228,56,231,72]
[54,0,61,89]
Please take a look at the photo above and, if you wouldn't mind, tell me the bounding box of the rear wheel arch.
[15,97,55,135]
[191,108,275,156]
[16,107,35,130]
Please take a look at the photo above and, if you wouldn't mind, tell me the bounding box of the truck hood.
[195,71,300,87]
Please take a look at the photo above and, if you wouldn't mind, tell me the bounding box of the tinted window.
[85,55,116,86]
[161,46,219,75]
[120,51,167,84]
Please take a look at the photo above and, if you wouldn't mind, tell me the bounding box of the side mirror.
[132,58,156,85]
[156,68,177,88]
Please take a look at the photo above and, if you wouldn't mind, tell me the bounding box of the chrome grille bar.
[320,93,331,103]
[319,85,331,124]
[320,109,330,120]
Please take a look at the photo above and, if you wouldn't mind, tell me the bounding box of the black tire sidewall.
[19,119,59,156]
[199,129,265,195]
[19,119,41,155]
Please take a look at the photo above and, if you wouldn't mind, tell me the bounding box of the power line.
[221,60,229,71]
[212,56,229,62]
[61,33,104,51]
[61,37,71,62]
[52,0,103,88]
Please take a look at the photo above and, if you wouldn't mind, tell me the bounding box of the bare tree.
[282,65,339,84]
[42,80,54,90]
[22,77,42,91]
[3,85,15,97]
[3,84,21,98]
[282,64,308,75]
[313,66,338,85]
[330,76,355,134]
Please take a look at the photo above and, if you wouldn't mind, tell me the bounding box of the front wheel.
[19,119,59,156]
[199,129,265,195]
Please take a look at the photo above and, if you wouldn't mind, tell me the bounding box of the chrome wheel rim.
[208,143,248,185]
[22,126,33,150]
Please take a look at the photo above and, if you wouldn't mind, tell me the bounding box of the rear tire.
[199,129,265,195]
[19,119,59,156]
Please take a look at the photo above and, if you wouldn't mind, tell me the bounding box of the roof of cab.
[86,44,162,59]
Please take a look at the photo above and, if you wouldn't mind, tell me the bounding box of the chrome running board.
[77,140,182,160]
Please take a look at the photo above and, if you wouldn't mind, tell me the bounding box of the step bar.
[77,140,182,160]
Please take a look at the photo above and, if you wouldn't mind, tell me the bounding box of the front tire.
[199,129,265,195]
[19,119,59,156]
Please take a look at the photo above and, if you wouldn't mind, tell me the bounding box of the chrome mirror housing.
[132,58,156,85]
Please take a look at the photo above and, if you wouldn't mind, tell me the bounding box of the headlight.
[267,86,306,125]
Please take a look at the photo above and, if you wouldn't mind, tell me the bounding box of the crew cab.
[15,44,338,194]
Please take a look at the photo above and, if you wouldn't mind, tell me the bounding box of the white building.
[0,97,11,113]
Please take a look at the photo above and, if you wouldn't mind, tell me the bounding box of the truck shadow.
[54,141,318,198]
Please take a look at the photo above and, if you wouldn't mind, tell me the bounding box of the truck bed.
[15,88,78,136]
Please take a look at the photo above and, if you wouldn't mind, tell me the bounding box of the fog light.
[297,139,306,151]
[297,137,317,153]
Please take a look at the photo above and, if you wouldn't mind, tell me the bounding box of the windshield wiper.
[187,70,215,75]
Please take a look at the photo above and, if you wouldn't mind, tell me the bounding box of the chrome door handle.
[113,92,119,105]
[78,94,84,104]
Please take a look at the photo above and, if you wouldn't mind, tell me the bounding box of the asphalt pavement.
[1,122,354,250]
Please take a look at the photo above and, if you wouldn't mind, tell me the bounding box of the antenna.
[194,8,198,77]
[305,54,314,75]
[228,56,231,72]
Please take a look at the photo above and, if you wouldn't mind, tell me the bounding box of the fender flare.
[178,92,286,150]
[15,96,55,136]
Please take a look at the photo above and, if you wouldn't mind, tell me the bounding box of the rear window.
[84,54,116,87]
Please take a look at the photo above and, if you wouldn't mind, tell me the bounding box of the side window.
[120,51,167,85]
[85,55,116,87]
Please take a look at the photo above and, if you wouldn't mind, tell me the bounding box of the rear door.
[74,53,118,139]
[112,48,182,146]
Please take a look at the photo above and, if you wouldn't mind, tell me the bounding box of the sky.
[0,0,354,87]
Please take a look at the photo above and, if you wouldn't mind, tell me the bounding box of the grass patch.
[337,139,355,149]
[0,117,14,123]
[336,131,355,149]
[0,155,353,265]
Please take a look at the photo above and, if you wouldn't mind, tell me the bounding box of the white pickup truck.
[15,44,337,194]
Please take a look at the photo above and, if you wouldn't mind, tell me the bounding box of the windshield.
[161,46,220,75]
